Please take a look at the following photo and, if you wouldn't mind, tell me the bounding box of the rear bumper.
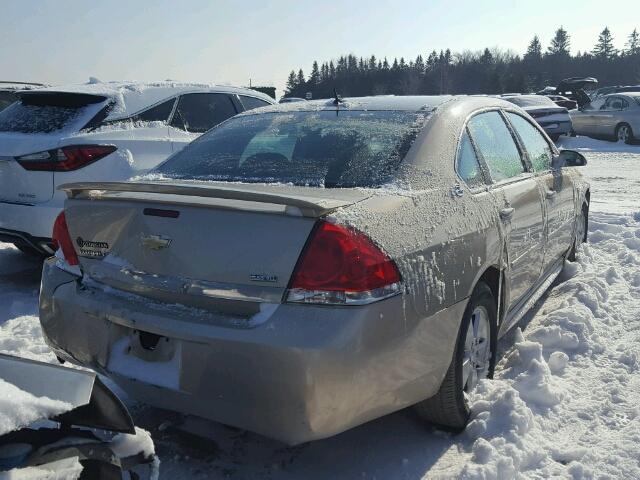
[39,259,466,445]
[539,120,572,136]
[0,195,63,251]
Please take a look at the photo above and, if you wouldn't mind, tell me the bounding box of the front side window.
[605,97,626,111]
[467,111,525,183]
[506,113,553,172]
[456,130,484,187]
[239,95,271,111]
[155,110,427,188]
[170,93,238,133]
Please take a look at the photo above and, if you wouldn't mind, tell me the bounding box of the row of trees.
[284,27,640,98]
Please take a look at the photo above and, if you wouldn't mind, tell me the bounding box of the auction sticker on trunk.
[76,237,109,258]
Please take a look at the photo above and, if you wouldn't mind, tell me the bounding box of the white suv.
[0,81,274,255]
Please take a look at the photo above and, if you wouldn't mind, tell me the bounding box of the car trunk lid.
[61,181,371,316]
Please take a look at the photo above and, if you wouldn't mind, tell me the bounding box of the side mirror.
[552,150,587,169]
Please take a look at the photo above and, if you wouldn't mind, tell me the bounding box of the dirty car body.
[39,95,590,445]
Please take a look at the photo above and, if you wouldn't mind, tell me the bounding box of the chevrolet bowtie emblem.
[141,234,172,251]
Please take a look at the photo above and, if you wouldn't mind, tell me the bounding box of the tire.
[414,282,497,431]
[568,203,588,261]
[616,123,634,145]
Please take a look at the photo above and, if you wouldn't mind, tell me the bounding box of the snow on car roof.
[0,81,47,92]
[240,95,456,115]
[31,80,274,121]
[502,95,556,108]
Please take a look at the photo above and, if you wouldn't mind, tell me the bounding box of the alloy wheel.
[462,305,491,392]
[617,125,630,143]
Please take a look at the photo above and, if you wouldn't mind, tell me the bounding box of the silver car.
[39,95,590,445]
[501,95,572,141]
[571,92,640,144]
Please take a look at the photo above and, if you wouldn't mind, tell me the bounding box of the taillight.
[286,221,402,305]
[52,212,79,266]
[16,145,116,171]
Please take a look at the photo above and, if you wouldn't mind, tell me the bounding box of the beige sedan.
[39,95,590,444]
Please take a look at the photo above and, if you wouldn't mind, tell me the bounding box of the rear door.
[505,112,573,274]
[169,93,239,152]
[467,111,545,309]
[0,92,108,204]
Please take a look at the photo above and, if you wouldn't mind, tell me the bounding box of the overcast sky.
[1,0,637,98]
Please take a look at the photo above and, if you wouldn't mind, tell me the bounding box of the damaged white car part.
[0,354,158,478]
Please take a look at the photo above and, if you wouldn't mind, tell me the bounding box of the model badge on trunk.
[76,237,109,258]
[250,274,278,282]
[141,234,172,251]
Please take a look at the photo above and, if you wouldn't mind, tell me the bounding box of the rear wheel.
[568,203,588,261]
[616,123,634,145]
[414,282,497,431]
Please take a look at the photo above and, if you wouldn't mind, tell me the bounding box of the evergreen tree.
[525,36,542,60]
[296,69,305,87]
[285,70,297,94]
[414,54,425,73]
[382,57,390,70]
[548,26,571,55]
[592,27,618,59]
[329,61,336,78]
[625,28,640,55]
[369,55,377,70]
[309,61,320,85]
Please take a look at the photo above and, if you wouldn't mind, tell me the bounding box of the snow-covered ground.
[0,137,639,478]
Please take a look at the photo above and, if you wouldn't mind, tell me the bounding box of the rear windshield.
[154,110,426,188]
[504,96,554,108]
[0,91,18,112]
[0,93,106,134]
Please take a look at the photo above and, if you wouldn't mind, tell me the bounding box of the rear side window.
[467,111,524,183]
[506,113,553,172]
[0,91,18,111]
[0,93,106,134]
[239,95,271,111]
[456,130,484,187]
[133,98,176,122]
[170,93,238,133]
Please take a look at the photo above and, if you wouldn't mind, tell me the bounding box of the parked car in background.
[0,81,275,256]
[0,81,46,111]
[279,97,307,103]
[539,77,598,109]
[39,95,589,445]
[570,92,640,144]
[591,85,640,100]
[545,94,577,111]
[502,94,572,141]
[554,77,598,108]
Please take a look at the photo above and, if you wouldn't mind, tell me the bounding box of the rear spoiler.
[59,181,366,218]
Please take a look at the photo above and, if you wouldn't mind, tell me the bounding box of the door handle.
[546,190,556,199]
[500,207,515,220]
